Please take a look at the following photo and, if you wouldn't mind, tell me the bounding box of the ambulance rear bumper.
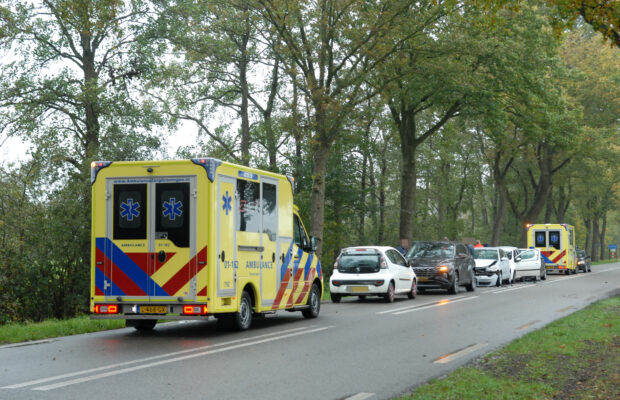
[91,314,214,321]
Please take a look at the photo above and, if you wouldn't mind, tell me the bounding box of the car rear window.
[338,254,381,273]
[474,249,498,260]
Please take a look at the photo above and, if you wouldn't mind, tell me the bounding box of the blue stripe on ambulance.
[280,240,294,282]
[303,253,314,280]
[94,265,125,295]
[293,247,303,276]
[96,237,168,296]
[540,253,553,264]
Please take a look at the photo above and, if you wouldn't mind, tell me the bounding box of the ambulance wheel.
[127,319,157,331]
[302,284,321,318]
[233,291,253,331]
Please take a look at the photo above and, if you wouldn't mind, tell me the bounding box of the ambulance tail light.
[94,304,119,314]
[183,305,208,315]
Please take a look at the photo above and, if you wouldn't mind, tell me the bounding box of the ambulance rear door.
[103,175,197,302]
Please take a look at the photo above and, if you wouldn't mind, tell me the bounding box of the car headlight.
[438,265,449,273]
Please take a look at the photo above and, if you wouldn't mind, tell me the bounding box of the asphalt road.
[1,263,618,400]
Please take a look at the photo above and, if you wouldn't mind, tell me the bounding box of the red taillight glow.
[94,304,118,314]
[183,305,208,315]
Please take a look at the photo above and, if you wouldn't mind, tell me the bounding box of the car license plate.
[139,306,167,314]
[351,286,369,293]
[418,277,428,282]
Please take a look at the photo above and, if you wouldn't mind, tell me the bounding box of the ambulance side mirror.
[310,236,318,253]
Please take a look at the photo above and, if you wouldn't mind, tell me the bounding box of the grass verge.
[398,296,620,400]
[0,317,124,345]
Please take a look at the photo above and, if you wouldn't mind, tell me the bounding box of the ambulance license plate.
[351,286,369,293]
[139,306,167,314]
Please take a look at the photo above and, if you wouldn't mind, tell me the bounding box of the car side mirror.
[309,236,317,252]
[515,256,522,262]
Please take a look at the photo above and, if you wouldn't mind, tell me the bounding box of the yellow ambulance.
[90,158,323,331]
[526,223,577,275]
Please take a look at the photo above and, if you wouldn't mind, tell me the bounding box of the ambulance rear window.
[534,231,546,247]
[549,230,560,250]
[114,184,147,240]
[156,182,190,248]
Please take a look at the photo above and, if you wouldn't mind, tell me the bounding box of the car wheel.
[465,271,475,292]
[233,291,253,331]
[358,295,367,302]
[541,268,547,280]
[302,284,321,318]
[330,293,342,303]
[448,273,459,295]
[407,279,417,299]
[384,281,395,303]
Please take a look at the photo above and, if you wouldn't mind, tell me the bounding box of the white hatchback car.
[498,246,519,283]
[330,246,417,303]
[514,248,547,281]
[473,247,511,287]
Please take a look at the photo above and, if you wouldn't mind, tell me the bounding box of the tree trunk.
[397,110,418,246]
[592,219,600,262]
[599,213,607,260]
[239,47,251,166]
[359,152,367,241]
[309,140,331,257]
[491,187,507,246]
[584,218,592,254]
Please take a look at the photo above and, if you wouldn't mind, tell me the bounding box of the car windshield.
[474,249,498,260]
[408,242,455,258]
[519,250,536,260]
[338,254,381,273]
[577,250,586,258]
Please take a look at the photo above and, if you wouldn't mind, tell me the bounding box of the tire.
[127,319,157,331]
[407,279,417,299]
[541,268,547,281]
[565,269,571,275]
[465,271,475,292]
[448,273,459,295]
[384,281,395,303]
[330,293,342,303]
[358,295,367,302]
[233,291,253,331]
[302,284,321,318]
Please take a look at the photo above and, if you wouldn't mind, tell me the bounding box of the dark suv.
[406,241,476,294]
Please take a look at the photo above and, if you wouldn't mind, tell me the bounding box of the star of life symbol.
[537,234,544,243]
[162,197,183,221]
[222,191,232,215]
[120,198,140,222]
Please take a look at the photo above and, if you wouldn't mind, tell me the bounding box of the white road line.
[489,284,535,294]
[392,296,478,315]
[1,325,314,390]
[344,392,375,400]
[376,296,466,315]
[434,343,488,364]
[32,326,333,391]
